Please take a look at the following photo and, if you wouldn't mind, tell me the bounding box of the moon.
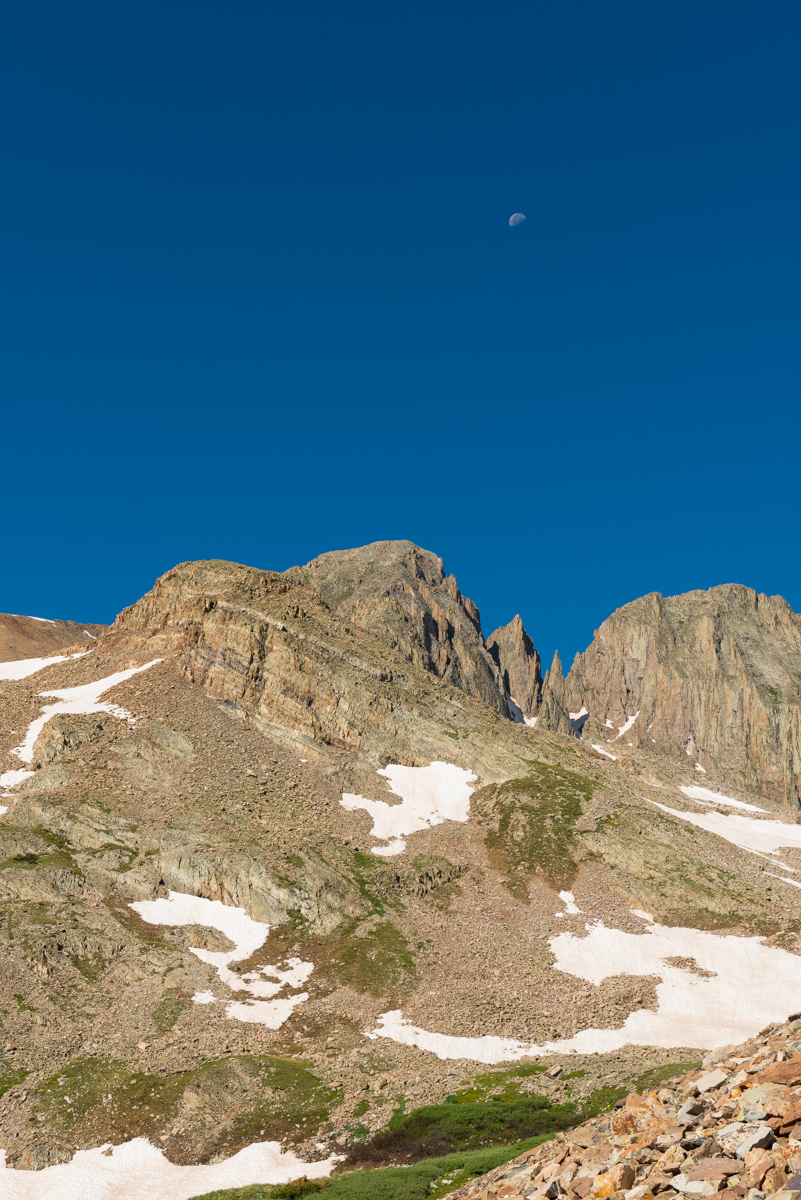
[508,213,526,227]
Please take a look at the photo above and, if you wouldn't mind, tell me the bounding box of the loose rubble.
[444,1015,801,1200]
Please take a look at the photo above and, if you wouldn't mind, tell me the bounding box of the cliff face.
[536,650,575,737]
[107,549,521,775]
[565,584,801,805]
[291,541,506,716]
[486,615,542,718]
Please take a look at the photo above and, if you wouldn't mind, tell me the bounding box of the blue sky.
[2,1,799,668]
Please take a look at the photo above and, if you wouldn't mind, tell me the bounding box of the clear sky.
[3,1,800,668]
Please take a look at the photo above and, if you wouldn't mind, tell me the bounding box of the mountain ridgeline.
[110,545,801,805]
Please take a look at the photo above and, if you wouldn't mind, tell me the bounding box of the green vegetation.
[152,990,188,1032]
[188,1135,553,1200]
[324,920,416,996]
[475,763,594,895]
[346,1091,577,1167]
[445,1063,544,1103]
[33,1055,338,1156]
[258,913,418,1001]
[70,949,108,982]
[0,1064,28,1099]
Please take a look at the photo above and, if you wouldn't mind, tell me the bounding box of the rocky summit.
[2,543,801,1199]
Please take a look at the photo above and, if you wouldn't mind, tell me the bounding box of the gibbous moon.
[509,212,526,226]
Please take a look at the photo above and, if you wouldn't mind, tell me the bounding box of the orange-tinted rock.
[589,1163,636,1198]
[757,1058,801,1086]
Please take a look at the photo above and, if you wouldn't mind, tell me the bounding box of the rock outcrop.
[565,585,801,806]
[106,547,523,771]
[291,540,506,715]
[487,614,542,719]
[537,651,575,736]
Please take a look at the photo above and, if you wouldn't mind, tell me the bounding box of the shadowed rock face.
[565,584,801,806]
[487,615,542,718]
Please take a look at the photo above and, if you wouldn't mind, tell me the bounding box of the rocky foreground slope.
[445,1014,801,1200]
[1,543,801,1194]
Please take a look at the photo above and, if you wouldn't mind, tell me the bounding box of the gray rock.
[671,1174,717,1196]
[736,1126,775,1157]
[536,651,575,737]
[677,1100,705,1127]
[487,615,542,719]
[695,1068,728,1093]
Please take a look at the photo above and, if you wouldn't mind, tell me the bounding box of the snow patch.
[1,768,35,796]
[678,785,766,813]
[650,800,801,862]
[10,660,161,764]
[569,706,590,736]
[130,891,312,1029]
[768,874,801,891]
[367,920,801,1062]
[0,651,89,683]
[506,693,537,727]
[631,909,654,922]
[556,891,581,916]
[0,1136,340,1200]
[613,711,639,741]
[695,763,707,773]
[341,761,477,856]
[592,744,617,761]
[23,616,56,625]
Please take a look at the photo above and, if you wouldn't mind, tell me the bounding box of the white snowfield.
[0,651,89,683]
[556,890,581,916]
[10,660,163,765]
[0,1136,340,1200]
[0,768,35,797]
[650,800,801,862]
[569,706,590,736]
[506,693,537,727]
[367,915,801,1063]
[130,892,313,1029]
[613,711,639,741]
[591,744,617,761]
[678,784,766,813]
[341,761,477,856]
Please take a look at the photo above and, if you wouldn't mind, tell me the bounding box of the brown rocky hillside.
[0,612,107,661]
[1,545,801,1191]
